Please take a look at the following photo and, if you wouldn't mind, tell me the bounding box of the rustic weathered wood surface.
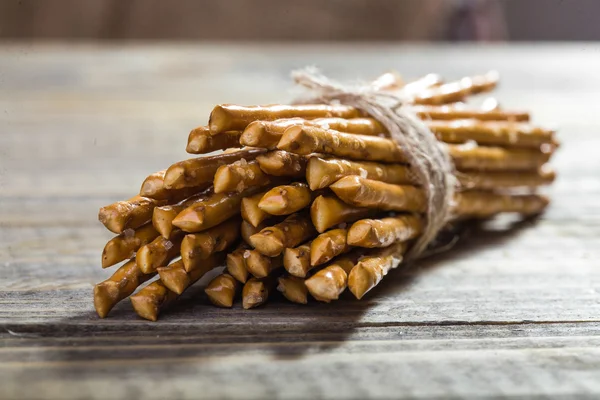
[1,43,599,399]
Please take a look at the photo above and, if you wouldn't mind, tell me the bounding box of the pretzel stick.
[248,212,317,256]
[186,126,241,154]
[226,244,250,283]
[98,196,166,234]
[140,170,209,201]
[330,176,426,212]
[136,230,184,274]
[370,70,405,91]
[278,125,406,163]
[152,192,210,239]
[310,195,376,233]
[158,254,225,294]
[244,250,283,278]
[213,160,272,193]
[241,220,263,244]
[240,190,273,227]
[181,217,240,272]
[242,277,275,309]
[240,119,306,149]
[449,144,551,171]
[205,273,239,307]
[306,156,413,190]
[412,105,530,122]
[305,252,361,302]
[454,191,549,217]
[277,275,308,304]
[93,259,155,318]
[413,71,499,105]
[347,215,423,248]
[400,73,444,94]
[283,243,312,278]
[310,228,350,266]
[258,182,313,215]
[255,150,308,178]
[209,104,363,133]
[101,223,159,268]
[348,242,407,299]
[457,167,556,190]
[163,148,266,190]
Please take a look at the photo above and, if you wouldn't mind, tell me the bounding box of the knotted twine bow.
[292,67,457,259]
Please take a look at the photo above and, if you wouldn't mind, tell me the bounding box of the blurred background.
[1,0,599,42]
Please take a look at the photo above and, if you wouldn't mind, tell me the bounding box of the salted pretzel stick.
[330,176,426,212]
[173,187,262,233]
[413,71,499,105]
[163,148,265,190]
[213,160,272,194]
[181,217,240,272]
[310,228,350,266]
[306,156,413,190]
[248,212,317,257]
[348,215,423,248]
[449,144,551,171]
[205,273,239,307]
[136,230,184,274]
[226,244,250,283]
[242,277,275,309]
[130,280,177,321]
[93,259,155,318]
[152,192,210,239]
[411,105,530,122]
[244,250,283,278]
[277,275,308,304]
[241,191,273,227]
[457,167,556,190]
[348,242,407,300]
[283,243,312,278]
[400,73,444,95]
[186,126,241,154]
[98,196,166,234]
[429,120,554,149]
[140,170,209,202]
[454,191,549,218]
[305,252,361,302]
[101,223,159,268]
[278,125,406,163]
[310,195,376,233]
[255,151,308,178]
[258,182,313,216]
[158,254,225,294]
[209,104,363,133]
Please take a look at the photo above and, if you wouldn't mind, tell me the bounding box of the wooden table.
[1,43,599,399]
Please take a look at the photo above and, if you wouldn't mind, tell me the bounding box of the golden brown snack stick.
[205,273,238,308]
[347,215,423,248]
[99,196,166,234]
[411,105,530,122]
[101,223,159,268]
[256,151,308,178]
[348,242,407,300]
[226,244,250,283]
[277,275,308,304]
[400,73,443,95]
[186,126,241,154]
[306,156,413,190]
[93,259,155,318]
[370,70,404,91]
[130,280,176,321]
[258,182,313,215]
[213,160,271,194]
[457,167,556,190]
[158,254,225,295]
[139,170,209,202]
[283,243,312,278]
[453,191,549,218]
[449,143,551,171]
[173,187,261,233]
[244,250,283,278]
[248,212,317,257]
[152,192,211,239]
[241,190,273,227]
[242,277,275,309]
[330,176,426,212]
[310,228,350,266]
[413,71,499,105]
[136,230,184,274]
[163,148,266,190]
[310,195,376,233]
[278,125,406,163]
[209,104,362,133]
[305,252,361,302]
[240,119,306,149]
[181,217,240,272]
[241,220,263,244]
[428,120,554,149]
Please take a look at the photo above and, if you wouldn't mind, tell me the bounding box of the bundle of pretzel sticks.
[94,71,557,321]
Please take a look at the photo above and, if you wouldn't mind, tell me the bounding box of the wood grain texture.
[1,43,600,399]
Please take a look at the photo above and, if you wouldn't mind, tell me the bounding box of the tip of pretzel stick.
[257,191,289,215]
[152,207,176,239]
[93,282,119,318]
[346,222,376,247]
[310,237,335,266]
[248,232,284,257]
[283,247,310,278]
[157,266,188,295]
[347,264,371,300]
[305,273,338,303]
[101,242,118,269]
[172,207,205,232]
[277,126,314,154]
[277,276,308,304]
[213,165,233,194]
[239,121,266,147]
[98,207,123,234]
[208,105,231,134]
[163,165,186,190]
[226,250,249,283]
[130,293,159,322]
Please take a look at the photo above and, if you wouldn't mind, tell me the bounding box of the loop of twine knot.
[292,67,456,259]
